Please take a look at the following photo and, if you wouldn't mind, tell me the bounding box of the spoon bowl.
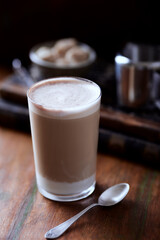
[98,183,130,206]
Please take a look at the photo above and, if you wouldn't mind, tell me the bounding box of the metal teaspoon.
[45,183,130,239]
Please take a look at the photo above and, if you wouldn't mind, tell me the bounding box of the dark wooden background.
[0,0,160,65]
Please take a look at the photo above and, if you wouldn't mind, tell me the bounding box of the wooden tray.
[1,71,160,143]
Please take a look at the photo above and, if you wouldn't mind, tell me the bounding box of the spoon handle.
[45,203,98,239]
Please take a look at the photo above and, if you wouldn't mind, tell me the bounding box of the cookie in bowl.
[29,38,96,80]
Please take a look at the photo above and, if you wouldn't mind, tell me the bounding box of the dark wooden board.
[0,74,28,105]
[1,68,160,166]
[1,73,160,143]
[100,106,160,144]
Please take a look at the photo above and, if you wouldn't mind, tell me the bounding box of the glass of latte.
[27,77,101,201]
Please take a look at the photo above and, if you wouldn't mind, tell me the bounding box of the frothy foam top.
[28,77,101,118]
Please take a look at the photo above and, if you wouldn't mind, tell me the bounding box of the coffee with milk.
[28,77,101,201]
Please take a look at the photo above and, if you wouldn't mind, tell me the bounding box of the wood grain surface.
[0,126,160,240]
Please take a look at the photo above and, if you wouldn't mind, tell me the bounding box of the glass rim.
[27,76,101,111]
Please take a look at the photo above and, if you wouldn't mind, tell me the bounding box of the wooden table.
[0,68,160,240]
[0,126,160,240]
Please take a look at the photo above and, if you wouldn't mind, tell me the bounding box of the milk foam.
[28,77,101,119]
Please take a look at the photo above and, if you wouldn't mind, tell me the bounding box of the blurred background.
[1,0,160,165]
[0,0,159,66]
